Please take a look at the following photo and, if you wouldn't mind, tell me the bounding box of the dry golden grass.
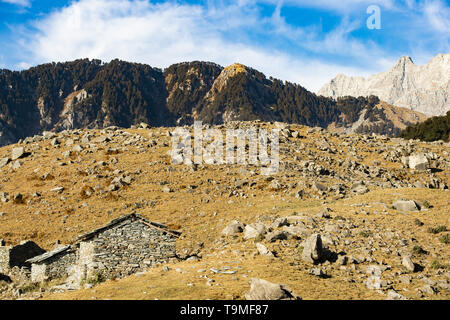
[0,125,449,300]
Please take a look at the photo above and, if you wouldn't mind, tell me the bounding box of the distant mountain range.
[0,58,429,146]
[318,53,450,116]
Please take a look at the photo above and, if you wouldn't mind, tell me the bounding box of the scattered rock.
[393,200,421,212]
[402,256,416,272]
[222,220,245,236]
[301,233,323,264]
[0,157,10,168]
[50,187,65,193]
[420,284,437,295]
[244,223,267,240]
[0,192,9,203]
[402,153,429,170]
[11,147,28,160]
[265,230,290,242]
[256,243,274,257]
[365,276,389,290]
[309,268,327,278]
[245,278,301,300]
[386,289,408,300]
[13,193,23,204]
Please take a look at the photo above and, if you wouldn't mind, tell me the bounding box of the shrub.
[412,245,427,255]
[431,260,448,270]
[359,230,372,238]
[428,225,447,234]
[422,201,431,209]
[439,234,450,244]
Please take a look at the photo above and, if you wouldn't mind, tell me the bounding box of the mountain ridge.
[318,53,450,116]
[0,58,428,147]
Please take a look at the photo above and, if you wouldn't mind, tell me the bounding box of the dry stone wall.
[30,250,77,282]
[80,219,177,279]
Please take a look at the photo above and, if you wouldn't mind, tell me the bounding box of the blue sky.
[0,0,449,91]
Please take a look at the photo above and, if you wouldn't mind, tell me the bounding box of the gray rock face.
[318,54,450,116]
[393,200,421,212]
[245,278,301,300]
[301,233,323,264]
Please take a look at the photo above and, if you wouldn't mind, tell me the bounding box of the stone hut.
[0,240,45,274]
[27,213,181,283]
[26,245,77,282]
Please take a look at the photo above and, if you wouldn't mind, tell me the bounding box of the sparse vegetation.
[428,225,448,234]
[412,245,427,255]
[422,200,431,209]
[431,260,449,270]
[359,230,372,238]
[439,234,450,244]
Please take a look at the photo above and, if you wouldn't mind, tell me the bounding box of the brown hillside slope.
[0,122,449,300]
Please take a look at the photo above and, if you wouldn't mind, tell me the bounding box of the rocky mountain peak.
[318,53,450,116]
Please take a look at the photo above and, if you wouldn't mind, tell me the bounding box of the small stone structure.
[26,213,181,284]
[26,246,77,283]
[0,240,45,274]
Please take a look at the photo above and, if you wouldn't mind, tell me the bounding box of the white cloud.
[257,0,398,12]
[16,61,32,69]
[14,0,400,91]
[423,0,450,33]
[1,0,31,7]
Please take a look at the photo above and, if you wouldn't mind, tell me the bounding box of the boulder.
[351,181,369,195]
[222,220,245,236]
[402,256,416,272]
[11,147,27,160]
[386,290,408,300]
[244,223,267,240]
[245,278,301,300]
[282,225,310,238]
[256,243,274,257]
[0,157,10,168]
[365,276,389,290]
[402,153,429,170]
[393,200,421,212]
[0,192,9,203]
[408,154,429,170]
[312,181,328,193]
[265,230,290,242]
[301,233,323,264]
[42,131,56,139]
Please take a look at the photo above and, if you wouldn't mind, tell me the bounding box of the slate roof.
[75,212,181,242]
[25,245,72,264]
